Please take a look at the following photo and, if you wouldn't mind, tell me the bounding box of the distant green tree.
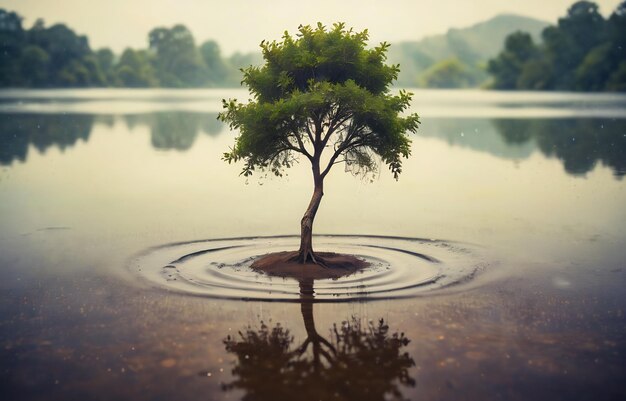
[575,43,614,90]
[488,31,538,89]
[419,58,480,88]
[19,45,49,86]
[543,1,607,89]
[604,1,626,91]
[219,23,419,264]
[95,48,115,84]
[0,9,25,86]
[115,48,158,87]
[27,22,94,86]
[149,24,206,87]
[199,40,229,86]
[605,62,626,91]
[517,58,552,89]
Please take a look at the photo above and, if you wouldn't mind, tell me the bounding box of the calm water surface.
[0,89,625,400]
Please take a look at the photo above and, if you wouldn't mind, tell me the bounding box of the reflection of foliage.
[150,113,200,151]
[0,112,223,166]
[494,119,626,178]
[124,112,224,151]
[223,313,415,401]
[0,114,94,165]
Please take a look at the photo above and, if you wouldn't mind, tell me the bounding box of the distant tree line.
[0,8,260,88]
[488,1,626,91]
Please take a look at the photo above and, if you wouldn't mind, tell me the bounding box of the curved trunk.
[298,161,324,263]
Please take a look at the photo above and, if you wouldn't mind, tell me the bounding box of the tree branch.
[305,120,315,144]
[292,132,313,161]
[321,113,352,149]
[320,129,370,178]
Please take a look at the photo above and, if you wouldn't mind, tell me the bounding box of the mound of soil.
[250,251,369,280]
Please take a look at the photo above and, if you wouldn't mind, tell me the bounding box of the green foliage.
[115,48,158,87]
[199,40,229,85]
[19,45,49,86]
[420,58,484,88]
[219,23,419,181]
[488,1,626,91]
[149,25,207,87]
[605,62,626,91]
[488,32,539,89]
[0,9,25,86]
[95,48,115,84]
[0,8,262,88]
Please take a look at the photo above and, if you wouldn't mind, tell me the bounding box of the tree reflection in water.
[0,112,225,166]
[494,118,626,178]
[222,280,416,401]
[0,113,94,165]
[125,112,223,151]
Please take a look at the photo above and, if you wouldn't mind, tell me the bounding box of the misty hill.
[388,14,550,88]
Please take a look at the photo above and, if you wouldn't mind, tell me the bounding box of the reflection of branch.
[299,290,337,370]
[222,286,416,401]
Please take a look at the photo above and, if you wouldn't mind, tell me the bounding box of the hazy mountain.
[388,14,550,87]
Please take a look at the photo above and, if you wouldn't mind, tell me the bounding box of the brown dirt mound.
[250,251,369,280]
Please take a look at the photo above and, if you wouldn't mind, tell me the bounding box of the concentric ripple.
[129,235,486,302]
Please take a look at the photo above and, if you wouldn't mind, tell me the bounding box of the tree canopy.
[219,23,419,263]
[219,23,419,180]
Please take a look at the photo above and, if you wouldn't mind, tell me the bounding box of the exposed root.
[295,250,329,268]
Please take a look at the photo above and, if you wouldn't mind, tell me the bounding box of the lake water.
[0,89,625,400]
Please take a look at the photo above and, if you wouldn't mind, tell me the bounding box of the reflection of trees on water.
[0,112,225,165]
[494,119,626,178]
[3,112,622,178]
[222,280,415,401]
[124,112,223,151]
[418,118,537,160]
[419,117,626,179]
[0,113,94,165]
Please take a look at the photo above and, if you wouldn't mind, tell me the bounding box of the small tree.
[219,23,419,265]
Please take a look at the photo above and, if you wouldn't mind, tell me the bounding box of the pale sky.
[0,0,622,55]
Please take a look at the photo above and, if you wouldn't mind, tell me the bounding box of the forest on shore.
[0,0,624,91]
[0,9,259,88]
[488,1,625,91]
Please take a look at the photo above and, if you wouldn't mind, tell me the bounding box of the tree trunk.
[298,162,324,264]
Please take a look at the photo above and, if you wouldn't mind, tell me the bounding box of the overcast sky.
[0,0,622,55]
